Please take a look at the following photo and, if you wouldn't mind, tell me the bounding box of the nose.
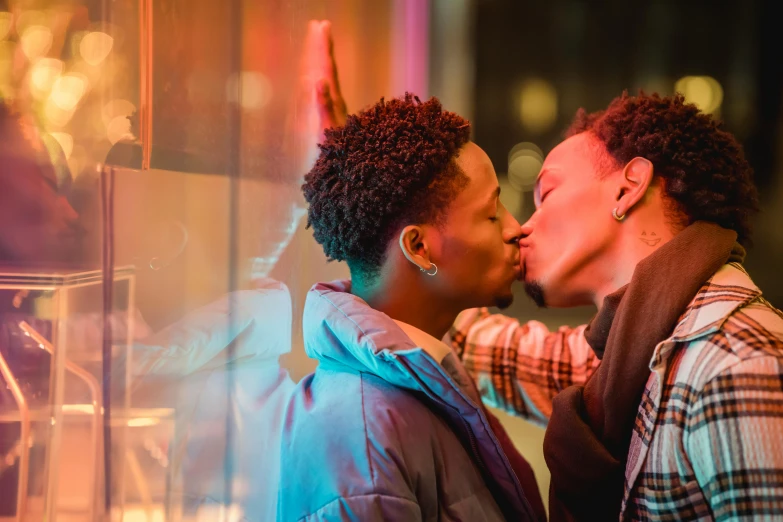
[520,214,535,239]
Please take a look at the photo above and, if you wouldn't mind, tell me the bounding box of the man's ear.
[398,225,433,271]
[614,157,654,218]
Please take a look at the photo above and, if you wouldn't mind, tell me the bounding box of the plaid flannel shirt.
[450,263,783,521]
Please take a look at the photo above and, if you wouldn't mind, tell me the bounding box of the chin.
[523,280,547,308]
[493,292,515,310]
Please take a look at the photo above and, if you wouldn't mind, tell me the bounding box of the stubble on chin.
[523,280,547,308]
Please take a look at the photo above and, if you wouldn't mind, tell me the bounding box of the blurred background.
[0,0,780,520]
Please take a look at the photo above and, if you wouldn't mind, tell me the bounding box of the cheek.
[538,190,606,244]
[438,231,503,282]
[529,193,614,284]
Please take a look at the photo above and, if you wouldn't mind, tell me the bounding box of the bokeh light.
[50,73,88,111]
[20,25,53,60]
[106,114,133,144]
[49,132,73,159]
[675,75,723,114]
[44,100,76,128]
[226,71,273,110]
[518,78,558,134]
[79,31,114,66]
[102,99,136,127]
[508,142,544,192]
[499,177,523,220]
[29,58,63,99]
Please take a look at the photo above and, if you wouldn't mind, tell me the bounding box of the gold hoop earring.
[612,208,626,222]
[420,263,438,277]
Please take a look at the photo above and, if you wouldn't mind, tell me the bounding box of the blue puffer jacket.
[277,280,538,521]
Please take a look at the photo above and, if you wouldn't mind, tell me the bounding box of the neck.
[591,222,678,308]
[352,277,458,340]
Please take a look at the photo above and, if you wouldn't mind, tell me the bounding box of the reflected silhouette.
[100,18,335,522]
[0,107,304,520]
[0,102,84,517]
[1,3,377,519]
[0,104,81,265]
[126,278,294,521]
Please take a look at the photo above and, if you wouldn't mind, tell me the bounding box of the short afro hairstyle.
[303,94,471,278]
[566,92,759,245]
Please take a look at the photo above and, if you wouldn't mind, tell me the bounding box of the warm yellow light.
[0,12,12,41]
[508,142,544,191]
[20,25,53,60]
[192,504,246,522]
[50,73,88,111]
[120,506,165,522]
[44,100,76,128]
[102,98,136,127]
[106,114,133,144]
[518,79,558,134]
[226,71,273,110]
[48,132,73,159]
[79,31,113,66]
[509,141,544,163]
[675,75,723,114]
[126,417,161,428]
[62,404,104,414]
[499,178,523,220]
[29,58,62,98]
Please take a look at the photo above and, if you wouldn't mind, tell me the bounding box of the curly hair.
[303,94,471,278]
[566,92,759,245]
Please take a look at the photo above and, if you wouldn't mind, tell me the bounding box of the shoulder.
[674,296,783,401]
[278,369,443,518]
[285,367,443,438]
[707,296,783,367]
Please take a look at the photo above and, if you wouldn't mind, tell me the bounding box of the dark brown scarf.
[543,222,745,521]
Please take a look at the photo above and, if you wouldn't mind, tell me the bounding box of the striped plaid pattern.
[450,263,783,521]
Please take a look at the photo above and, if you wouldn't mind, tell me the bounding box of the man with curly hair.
[450,91,783,522]
[277,88,546,521]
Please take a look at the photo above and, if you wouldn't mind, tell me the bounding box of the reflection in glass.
[1,0,418,519]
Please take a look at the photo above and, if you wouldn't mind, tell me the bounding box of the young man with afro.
[277,92,546,521]
[451,92,783,521]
